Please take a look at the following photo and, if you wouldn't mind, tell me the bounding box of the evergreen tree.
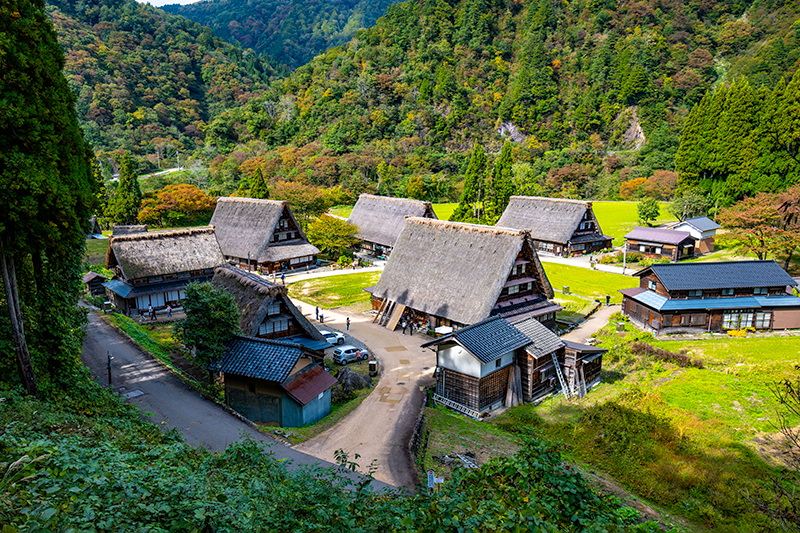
[0,0,97,396]
[484,142,516,224]
[106,152,142,225]
[451,143,486,222]
[249,168,270,199]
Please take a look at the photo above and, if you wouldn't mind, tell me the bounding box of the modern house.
[624,227,696,262]
[346,194,438,257]
[210,197,319,273]
[209,336,337,427]
[82,271,108,295]
[369,218,560,331]
[423,316,605,417]
[669,216,721,254]
[496,196,612,256]
[620,260,800,334]
[211,265,330,350]
[103,227,224,314]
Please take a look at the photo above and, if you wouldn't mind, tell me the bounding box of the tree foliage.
[0,0,97,396]
[175,282,241,371]
[637,198,661,226]
[306,215,359,258]
[106,152,142,225]
[451,143,487,223]
[271,181,330,229]
[138,184,217,227]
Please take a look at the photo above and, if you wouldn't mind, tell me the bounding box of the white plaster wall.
[480,351,514,378]
[437,344,481,378]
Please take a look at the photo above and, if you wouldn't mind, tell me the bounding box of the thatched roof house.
[370,218,559,330]
[496,196,611,256]
[210,197,319,273]
[103,227,224,313]
[347,194,437,254]
[112,225,147,236]
[211,265,328,347]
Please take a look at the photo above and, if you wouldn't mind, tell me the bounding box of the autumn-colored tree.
[619,177,647,199]
[306,215,359,257]
[717,192,799,261]
[138,184,216,227]
[641,170,678,200]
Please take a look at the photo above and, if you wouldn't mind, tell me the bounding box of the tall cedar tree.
[107,152,142,225]
[484,142,516,224]
[0,0,96,396]
[175,282,240,374]
[451,143,487,223]
[249,167,270,199]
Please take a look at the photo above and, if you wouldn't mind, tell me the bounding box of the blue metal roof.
[102,279,134,298]
[208,336,305,383]
[641,260,798,291]
[625,291,800,312]
[283,336,332,351]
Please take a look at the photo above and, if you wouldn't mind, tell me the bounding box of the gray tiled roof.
[208,336,304,383]
[513,317,564,358]
[640,260,798,291]
[678,216,721,232]
[625,226,694,245]
[452,316,532,364]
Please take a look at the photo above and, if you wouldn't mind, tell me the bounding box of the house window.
[721,288,734,296]
[248,383,256,393]
[508,285,520,295]
[723,310,754,329]
[148,276,163,283]
[655,247,662,255]
[267,303,281,315]
[495,359,502,368]
[688,290,703,297]
[754,287,768,295]
[639,245,646,252]
[754,312,771,329]
[648,280,657,291]
[572,243,585,251]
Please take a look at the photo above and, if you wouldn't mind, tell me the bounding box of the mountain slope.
[47,0,287,157]
[162,0,399,69]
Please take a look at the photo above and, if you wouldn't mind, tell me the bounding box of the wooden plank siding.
[479,366,512,411]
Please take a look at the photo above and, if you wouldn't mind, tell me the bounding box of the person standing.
[281,273,286,285]
[148,304,154,321]
[409,321,413,336]
[320,312,324,324]
[315,306,319,321]
[166,305,172,318]
[346,317,350,331]
[401,319,407,335]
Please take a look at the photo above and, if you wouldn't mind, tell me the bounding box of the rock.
[336,367,373,392]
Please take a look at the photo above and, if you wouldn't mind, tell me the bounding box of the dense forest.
[46,0,287,169]
[162,0,399,69]
[198,0,800,203]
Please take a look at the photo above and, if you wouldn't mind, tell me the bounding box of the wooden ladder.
[433,393,482,419]
[379,301,395,326]
[551,353,571,400]
[373,299,388,323]
[578,365,588,398]
[386,303,406,331]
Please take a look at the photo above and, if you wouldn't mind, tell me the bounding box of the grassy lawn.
[592,201,673,246]
[287,271,380,309]
[84,237,110,266]
[543,262,634,304]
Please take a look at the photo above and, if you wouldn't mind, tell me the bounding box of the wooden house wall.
[86,279,106,295]
[697,237,715,254]
[478,366,512,410]
[224,374,284,426]
[582,355,602,384]
[281,389,331,427]
[774,309,800,329]
[437,368,481,411]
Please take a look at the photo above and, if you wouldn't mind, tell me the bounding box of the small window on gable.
[495,359,502,368]
[688,289,703,297]
[754,287,768,295]
[648,280,657,291]
[721,288,734,296]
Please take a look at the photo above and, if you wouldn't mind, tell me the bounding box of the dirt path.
[561,304,621,343]
[291,302,435,489]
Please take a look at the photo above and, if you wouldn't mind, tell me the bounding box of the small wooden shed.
[209,336,336,427]
[82,271,108,295]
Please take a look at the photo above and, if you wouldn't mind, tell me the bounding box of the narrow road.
[561,304,621,343]
[80,310,392,490]
[291,303,435,489]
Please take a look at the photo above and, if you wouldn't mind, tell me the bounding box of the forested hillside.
[201,0,800,203]
[162,0,399,69]
[46,0,287,162]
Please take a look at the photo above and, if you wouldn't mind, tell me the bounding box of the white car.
[320,330,345,345]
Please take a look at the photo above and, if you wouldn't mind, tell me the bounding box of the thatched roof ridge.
[497,196,598,245]
[112,225,147,236]
[107,227,224,280]
[371,217,553,325]
[211,265,325,342]
[347,194,438,248]
[211,197,311,261]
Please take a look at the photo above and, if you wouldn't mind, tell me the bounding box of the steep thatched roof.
[347,194,437,248]
[112,225,147,236]
[371,218,554,325]
[497,196,600,245]
[210,197,313,262]
[211,265,326,342]
[106,227,224,280]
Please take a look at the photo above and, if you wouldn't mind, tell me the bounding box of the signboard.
[427,469,435,488]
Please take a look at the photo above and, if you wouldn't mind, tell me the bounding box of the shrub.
[630,341,704,368]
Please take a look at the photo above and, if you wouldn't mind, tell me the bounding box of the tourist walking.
[401,319,407,335]
[346,317,350,331]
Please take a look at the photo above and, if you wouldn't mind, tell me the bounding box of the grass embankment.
[287,271,380,310]
[592,201,673,246]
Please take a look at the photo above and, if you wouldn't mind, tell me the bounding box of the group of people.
[138,304,173,321]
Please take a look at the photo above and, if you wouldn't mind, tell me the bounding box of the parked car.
[320,330,345,345]
[333,345,370,365]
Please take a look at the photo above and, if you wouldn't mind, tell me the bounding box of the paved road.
[291,303,434,489]
[80,310,392,491]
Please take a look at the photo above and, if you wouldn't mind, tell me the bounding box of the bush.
[630,341,704,368]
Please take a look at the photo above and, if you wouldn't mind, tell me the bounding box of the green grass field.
[329,202,457,221]
[287,271,380,308]
[592,201,674,246]
[543,263,634,304]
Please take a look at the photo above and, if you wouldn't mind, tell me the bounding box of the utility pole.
[176,149,180,170]
[107,351,114,387]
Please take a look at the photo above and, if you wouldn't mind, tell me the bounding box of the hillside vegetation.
[163,0,399,69]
